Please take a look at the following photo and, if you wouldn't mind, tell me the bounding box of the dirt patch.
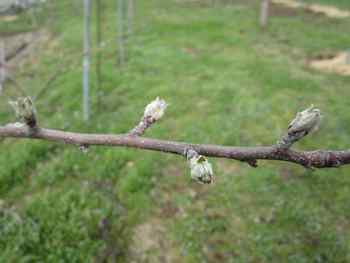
[0,15,18,22]
[129,218,181,263]
[272,0,302,9]
[0,29,52,90]
[270,2,298,17]
[175,0,258,8]
[271,0,350,18]
[308,52,350,76]
[3,30,51,68]
[306,4,350,18]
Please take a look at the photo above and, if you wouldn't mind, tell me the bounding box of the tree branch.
[0,124,349,169]
[2,97,349,174]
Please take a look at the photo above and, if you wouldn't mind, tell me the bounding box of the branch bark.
[0,124,349,169]
[2,98,348,170]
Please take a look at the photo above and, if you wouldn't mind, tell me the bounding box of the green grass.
[0,0,350,262]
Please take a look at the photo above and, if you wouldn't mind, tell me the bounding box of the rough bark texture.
[129,116,156,136]
[1,125,349,169]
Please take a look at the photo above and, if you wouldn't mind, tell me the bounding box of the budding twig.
[0,125,349,168]
[1,98,349,172]
[129,97,167,136]
[278,105,321,149]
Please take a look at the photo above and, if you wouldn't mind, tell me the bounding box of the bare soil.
[2,30,51,73]
[129,218,182,263]
[0,15,18,22]
[175,0,259,9]
[271,0,350,18]
[308,52,350,76]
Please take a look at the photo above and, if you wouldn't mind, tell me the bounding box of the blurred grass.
[0,0,350,262]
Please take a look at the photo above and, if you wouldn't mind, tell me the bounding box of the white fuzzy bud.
[288,105,321,135]
[143,97,167,121]
[9,97,37,127]
[186,149,214,184]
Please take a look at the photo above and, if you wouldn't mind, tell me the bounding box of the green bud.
[186,149,214,184]
[288,105,321,135]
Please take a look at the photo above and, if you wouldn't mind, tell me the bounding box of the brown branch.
[1,99,347,170]
[0,124,349,169]
[129,115,156,136]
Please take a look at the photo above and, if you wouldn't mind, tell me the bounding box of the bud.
[278,105,321,148]
[185,149,214,184]
[79,144,89,154]
[143,97,167,121]
[288,105,321,135]
[9,97,37,128]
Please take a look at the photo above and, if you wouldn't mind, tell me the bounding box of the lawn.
[0,0,350,262]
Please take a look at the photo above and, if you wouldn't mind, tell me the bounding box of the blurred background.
[0,0,350,262]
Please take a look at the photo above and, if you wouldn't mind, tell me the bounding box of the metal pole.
[83,0,91,121]
[0,41,5,94]
[117,0,125,65]
[260,0,270,30]
[127,0,134,36]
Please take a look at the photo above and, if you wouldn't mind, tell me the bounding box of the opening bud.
[288,105,321,136]
[185,148,214,184]
[9,97,37,128]
[143,97,167,121]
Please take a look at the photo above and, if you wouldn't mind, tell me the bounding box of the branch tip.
[143,97,167,122]
[129,97,168,136]
[278,105,321,149]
